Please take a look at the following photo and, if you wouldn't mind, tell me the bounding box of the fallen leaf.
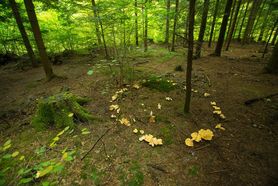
[111,94,118,101]
[119,118,131,126]
[87,69,94,76]
[204,93,210,97]
[110,114,116,119]
[210,101,217,106]
[68,113,74,117]
[213,110,222,115]
[165,97,173,101]
[139,134,163,147]
[191,132,202,142]
[11,151,19,157]
[157,103,161,110]
[215,124,225,130]
[109,104,119,111]
[133,83,140,89]
[185,138,194,147]
[140,130,144,134]
[149,115,156,123]
[212,106,221,110]
[133,129,138,134]
[36,166,53,179]
[198,129,214,141]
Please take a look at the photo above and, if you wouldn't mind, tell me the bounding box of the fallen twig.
[81,128,111,161]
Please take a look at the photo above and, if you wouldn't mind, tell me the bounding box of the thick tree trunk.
[237,0,250,41]
[171,0,179,52]
[135,0,139,46]
[9,0,37,67]
[262,19,278,58]
[184,0,195,113]
[214,0,233,56]
[165,0,170,45]
[23,0,54,80]
[265,41,278,73]
[144,0,148,52]
[208,0,219,48]
[194,0,210,58]
[271,27,278,45]
[226,0,242,51]
[91,0,102,46]
[242,0,263,45]
[258,0,273,42]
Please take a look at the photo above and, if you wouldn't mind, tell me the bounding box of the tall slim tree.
[250,0,267,38]
[23,0,54,80]
[214,0,233,56]
[208,0,219,47]
[194,0,210,58]
[9,0,37,67]
[237,0,250,41]
[144,0,148,52]
[165,0,170,45]
[258,0,273,42]
[135,0,139,46]
[184,0,195,113]
[242,0,263,44]
[171,0,179,52]
[91,0,102,46]
[271,27,278,45]
[226,0,242,51]
[226,0,236,40]
[262,19,278,58]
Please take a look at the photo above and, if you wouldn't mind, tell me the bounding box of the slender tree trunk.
[194,0,210,58]
[258,0,273,42]
[23,0,54,80]
[214,0,233,56]
[226,0,242,51]
[262,19,278,58]
[135,0,139,46]
[237,0,250,41]
[91,0,102,46]
[271,27,278,45]
[165,0,170,45]
[242,0,263,45]
[184,0,195,113]
[265,41,278,73]
[171,0,179,52]
[9,0,37,67]
[233,0,245,39]
[251,0,267,38]
[226,0,236,40]
[208,0,219,48]
[144,0,148,52]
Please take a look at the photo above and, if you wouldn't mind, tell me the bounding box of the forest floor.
[0,43,278,186]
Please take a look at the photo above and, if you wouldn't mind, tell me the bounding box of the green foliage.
[118,162,144,186]
[32,92,94,130]
[188,165,199,176]
[159,124,176,145]
[142,76,177,92]
[90,167,103,186]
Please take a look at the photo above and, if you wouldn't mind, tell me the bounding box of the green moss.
[142,76,177,92]
[159,124,176,145]
[32,92,94,130]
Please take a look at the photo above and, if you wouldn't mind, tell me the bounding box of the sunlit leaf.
[36,165,53,179]
[215,124,225,130]
[11,151,19,157]
[87,69,94,76]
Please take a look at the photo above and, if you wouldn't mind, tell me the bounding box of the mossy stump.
[32,92,94,129]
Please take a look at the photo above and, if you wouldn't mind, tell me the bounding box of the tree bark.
[194,0,210,58]
[242,0,263,45]
[250,0,267,38]
[258,0,273,42]
[271,27,278,45]
[165,0,170,45]
[214,0,233,56]
[9,0,37,67]
[265,40,278,73]
[184,0,195,113]
[208,0,219,48]
[171,0,179,52]
[226,0,242,51]
[135,0,139,46]
[144,0,148,52]
[23,0,54,80]
[262,19,278,58]
[237,0,250,41]
[226,0,236,40]
[91,0,102,46]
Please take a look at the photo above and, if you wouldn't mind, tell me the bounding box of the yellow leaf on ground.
[198,129,214,141]
[19,155,25,161]
[110,114,116,119]
[133,129,138,134]
[210,101,217,106]
[213,110,222,115]
[165,97,173,101]
[133,83,140,89]
[11,151,19,157]
[36,165,53,179]
[68,113,74,117]
[157,103,161,110]
[111,94,118,101]
[191,132,202,142]
[109,104,119,111]
[204,93,210,97]
[212,106,221,110]
[220,114,226,119]
[140,130,144,134]
[119,118,131,126]
[149,115,156,123]
[185,138,194,147]
[215,124,225,130]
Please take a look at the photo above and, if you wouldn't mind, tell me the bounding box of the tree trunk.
[251,0,267,38]
[135,0,139,46]
[194,0,210,58]
[165,0,170,45]
[184,0,195,113]
[9,0,37,67]
[214,0,233,56]
[23,0,54,81]
[92,0,108,58]
[171,0,179,52]
[265,41,278,73]
[242,0,263,44]
[144,0,148,52]
[226,0,236,40]
[226,0,242,51]
[91,0,102,46]
[258,0,273,42]
[262,19,278,58]
[208,0,219,48]
[271,27,278,45]
[237,0,250,41]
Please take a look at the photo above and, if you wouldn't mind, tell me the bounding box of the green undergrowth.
[118,161,144,186]
[142,75,177,92]
[32,92,94,130]
[159,124,176,145]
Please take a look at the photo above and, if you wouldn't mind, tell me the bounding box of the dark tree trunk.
[258,0,273,42]
[184,0,195,113]
[171,0,179,52]
[271,27,278,45]
[194,0,210,58]
[208,0,219,48]
[91,0,102,46]
[165,0,170,45]
[23,0,54,80]
[144,0,148,52]
[265,41,278,73]
[226,0,242,51]
[214,0,233,56]
[135,0,139,46]
[9,0,37,67]
[226,0,236,40]
[242,0,263,44]
[262,19,278,58]
[237,0,250,41]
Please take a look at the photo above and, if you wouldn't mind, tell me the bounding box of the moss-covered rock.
[32,92,94,130]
